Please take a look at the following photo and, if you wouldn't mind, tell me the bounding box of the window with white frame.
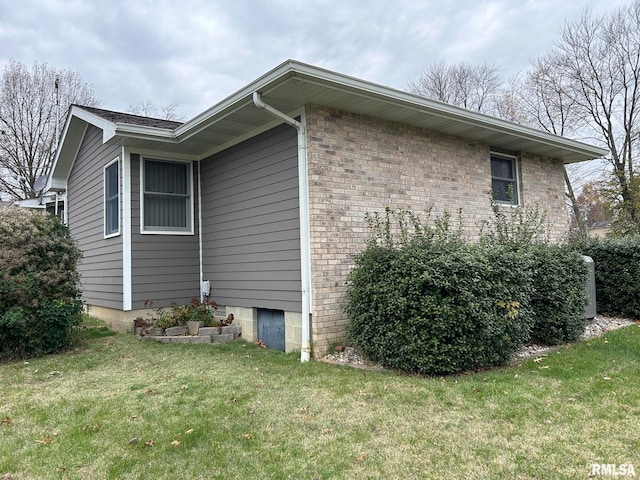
[490,152,520,205]
[104,158,120,237]
[142,158,193,233]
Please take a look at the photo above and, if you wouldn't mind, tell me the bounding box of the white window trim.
[104,157,121,238]
[490,151,521,206]
[140,156,195,235]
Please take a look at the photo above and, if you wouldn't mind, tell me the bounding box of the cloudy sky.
[0,0,631,120]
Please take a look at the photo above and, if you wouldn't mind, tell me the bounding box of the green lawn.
[1,319,639,479]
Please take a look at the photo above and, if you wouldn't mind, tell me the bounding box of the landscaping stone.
[170,337,193,344]
[149,327,164,336]
[198,327,220,336]
[153,336,171,344]
[141,325,241,346]
[190,336,212,344]
[165,326,187,336]
[212,334,234,343]
[219,325,241,337]
[186,321,204,335]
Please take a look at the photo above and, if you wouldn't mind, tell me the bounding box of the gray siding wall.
[130,154,200,309]
[201,123,302,311]
[67,125,123,309]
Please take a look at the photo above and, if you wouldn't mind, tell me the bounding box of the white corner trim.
[122,148,132,311]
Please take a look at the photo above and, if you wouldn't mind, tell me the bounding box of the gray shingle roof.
[76,105,183,129]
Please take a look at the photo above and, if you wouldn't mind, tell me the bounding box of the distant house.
[48,60,606,358]
[12,193,65,218]
[587,221,612,238]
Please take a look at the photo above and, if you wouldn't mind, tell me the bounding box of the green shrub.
[578,236,640,317]
[0,299,83,359]
[345,206,590,375]
[481,204,588,345]
[527,245,588,345]
[346,233,533,375]
[0,208,82,360]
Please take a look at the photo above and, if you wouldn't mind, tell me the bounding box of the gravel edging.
[322,316,637,370]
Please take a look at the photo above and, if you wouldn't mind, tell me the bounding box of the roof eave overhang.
[170,60,606,163]
[281,62,608,163]
[50,60,608,186]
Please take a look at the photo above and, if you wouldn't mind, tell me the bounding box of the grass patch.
[1,318,639,479]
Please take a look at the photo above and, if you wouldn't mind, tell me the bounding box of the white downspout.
[252,92,311,363]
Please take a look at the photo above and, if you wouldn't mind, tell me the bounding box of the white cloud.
[0,0,632,119]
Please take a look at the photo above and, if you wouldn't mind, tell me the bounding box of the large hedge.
[579,237,640,318]
[0,208,83,360]
[346,238,533,375]
[345,207,589,376]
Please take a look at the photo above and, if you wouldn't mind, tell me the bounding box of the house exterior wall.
[129,154,200,309]
[305,105,568,354]
[200,123,302,313]
[67,125,123,309]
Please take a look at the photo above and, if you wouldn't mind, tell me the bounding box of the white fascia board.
[49,178,67,191]
[71,106,117,135]
[13,198,45,208]
[47,114,89,192]
[111,123,178,144]
[46,109,77,191]
[67,107,166,145]
[123,147,199,162]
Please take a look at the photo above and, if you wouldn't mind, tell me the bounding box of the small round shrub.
[0,208,82,360]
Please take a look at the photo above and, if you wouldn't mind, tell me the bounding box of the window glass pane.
[105,162,119,235]
[143,159,190,231]
[107,197,118,232]
[491,157,514,179]
[145,160,187,194]
[492,179,518,203]
[107,163,118,198]
[490,154,518,205]
[144,194,187,228]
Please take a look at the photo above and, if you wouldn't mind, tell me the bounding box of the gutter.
[252,92,311,363]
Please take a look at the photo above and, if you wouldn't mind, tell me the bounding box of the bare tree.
[408,61,502,114]
[0,60,98,200]
[128,100,183,121]
[548,3,640,234]
[505,56,597,231]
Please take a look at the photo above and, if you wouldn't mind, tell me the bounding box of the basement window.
[141,158,193,234]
